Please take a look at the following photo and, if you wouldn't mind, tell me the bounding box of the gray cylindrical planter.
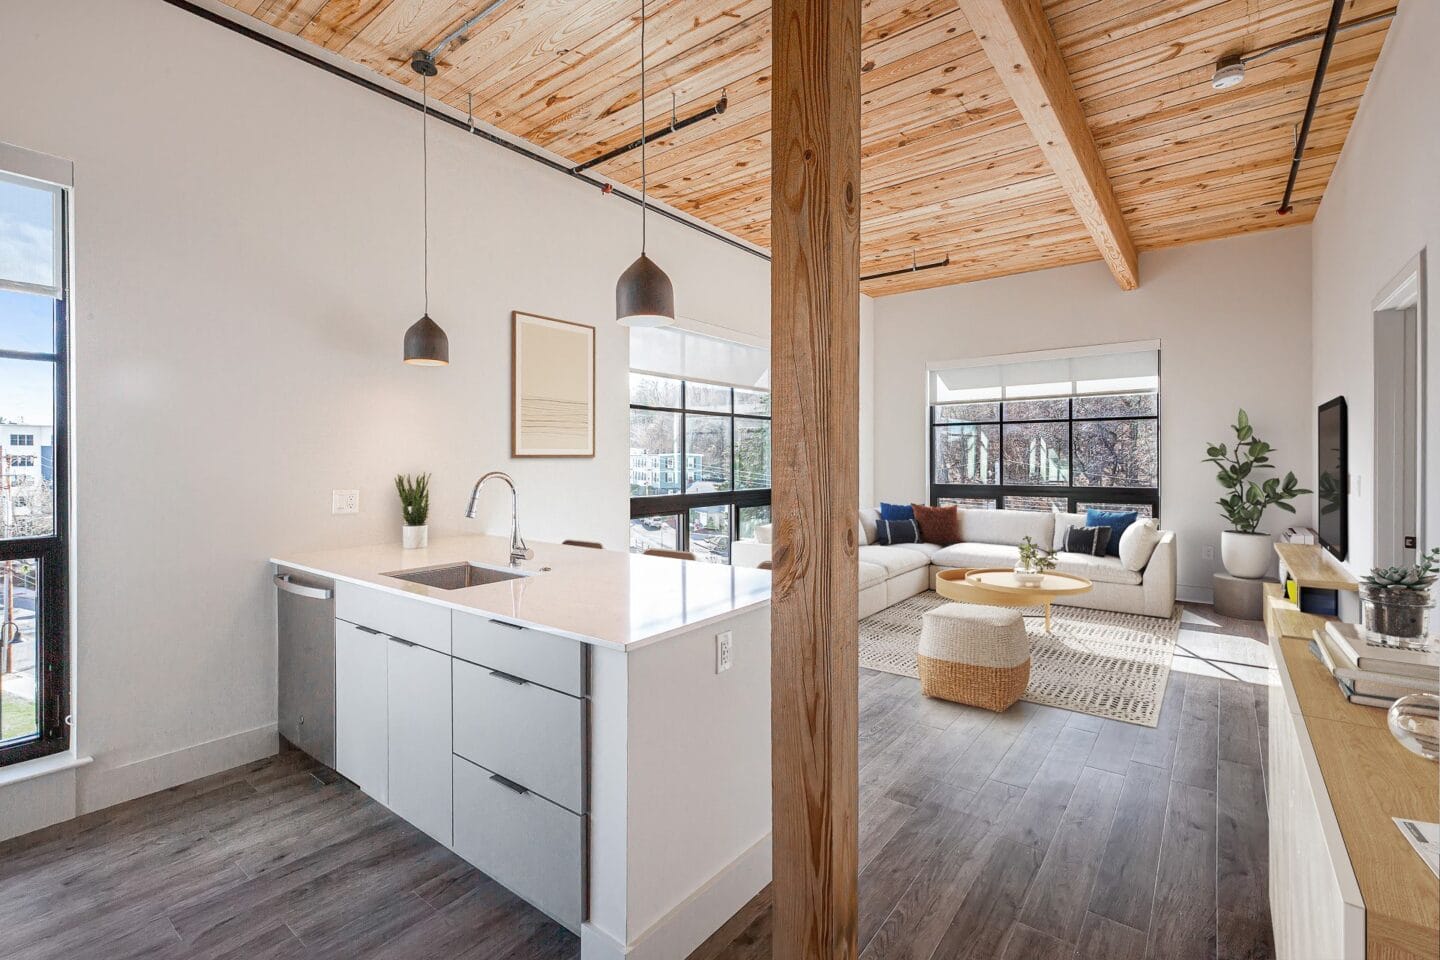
[1359,583,1432,643]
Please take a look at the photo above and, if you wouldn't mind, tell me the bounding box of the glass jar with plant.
[1014,535,1056,587]
[1360,546,1440,649]
[395,473,431,550]
[1203,409,1310,579]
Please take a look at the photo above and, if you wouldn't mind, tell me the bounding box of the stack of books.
[1309,622,1440,708]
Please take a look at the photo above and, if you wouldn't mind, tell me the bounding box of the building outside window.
[629,374,771,563]
[0,155,71,767]
[929,345,1160,518]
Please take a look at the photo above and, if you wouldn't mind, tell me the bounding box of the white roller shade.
[0,171,63,299]
[931,343,1158,402]
[630,325,770,389]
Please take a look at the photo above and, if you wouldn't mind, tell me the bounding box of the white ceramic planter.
[402,524,429,550]
[1221,530,1272,579]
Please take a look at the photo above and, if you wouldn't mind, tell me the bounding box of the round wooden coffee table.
[935,567,1094,632]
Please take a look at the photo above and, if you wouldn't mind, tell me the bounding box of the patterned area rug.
[860,591,1179,727]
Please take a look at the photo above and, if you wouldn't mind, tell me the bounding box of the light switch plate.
[716,631,733,674]
[332,489,360,515]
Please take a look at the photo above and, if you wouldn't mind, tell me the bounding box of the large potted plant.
[1204,410,1310,579]
[1360,547,1440,649]
[395,473,431,549]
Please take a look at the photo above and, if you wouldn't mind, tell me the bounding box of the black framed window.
[930,391,1159,518]
[0,168,71,767]
[629,374,771,563]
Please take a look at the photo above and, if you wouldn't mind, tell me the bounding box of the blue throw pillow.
[879,502,914,522]
[1086,509,1138,557]
[875,518,920,545]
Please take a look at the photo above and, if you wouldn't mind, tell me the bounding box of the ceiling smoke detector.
[1212,55,1246,90]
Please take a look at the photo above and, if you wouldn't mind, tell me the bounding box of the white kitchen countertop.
[271,535,772,651]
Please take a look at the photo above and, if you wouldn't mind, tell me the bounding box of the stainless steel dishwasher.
[274,566,336,767]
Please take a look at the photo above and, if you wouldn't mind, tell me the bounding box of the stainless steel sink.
[382,562,531,590]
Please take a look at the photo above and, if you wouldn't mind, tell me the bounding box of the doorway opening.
[1372,252,1428,568]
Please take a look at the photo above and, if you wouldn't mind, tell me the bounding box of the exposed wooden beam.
[769,0,861,956]
[957,0,1140,290]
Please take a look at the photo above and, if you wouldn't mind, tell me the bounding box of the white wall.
[871,228,1316,601]
[0,0,769,829]
[859,294,876,506]
[1311,0,1439,586]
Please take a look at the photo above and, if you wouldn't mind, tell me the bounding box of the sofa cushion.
[1086,509,1138,557]
[1119,518,1163,572]
[858,561,887,589]
[959,509,1055,548]
[859,544,931,576]
[1064,525,1112,557]
[876,518,921,545]
[911,503,961,546]
[859,507,880,545]
[880,502,914,522]
[931,542,1021,569]
[1050,551,1143,586]
[893,542,942,559]
[1052,511,1087,552]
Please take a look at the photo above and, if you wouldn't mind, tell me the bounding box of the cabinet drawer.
[335,581,450,655]
[453,659,585,813]
[452,612,585,696]
[453,755,584,934]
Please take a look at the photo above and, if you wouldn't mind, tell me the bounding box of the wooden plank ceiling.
[223,0,1394,296]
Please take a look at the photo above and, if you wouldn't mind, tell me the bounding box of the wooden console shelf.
[1275,542,1360,592]
[1266,585,1440,959]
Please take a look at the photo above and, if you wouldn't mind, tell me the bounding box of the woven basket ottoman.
[918,603,1030,711]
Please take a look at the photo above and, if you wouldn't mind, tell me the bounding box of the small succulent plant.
[1362,547,1440,592]
[394,473,431,527]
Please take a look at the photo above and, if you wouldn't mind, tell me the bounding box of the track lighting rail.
[861,254,951,283]
[572,94,729,174]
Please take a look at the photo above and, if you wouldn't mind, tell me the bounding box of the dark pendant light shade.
[616,253,675,327]
[404,313,449,365]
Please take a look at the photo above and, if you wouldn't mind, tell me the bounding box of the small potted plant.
[1014,536,1055,587]
[395,473,431,549]
[1203,409,1310,579]
[1360,546,1440,649]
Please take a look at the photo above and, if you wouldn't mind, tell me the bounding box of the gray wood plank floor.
[0,605,1274,960]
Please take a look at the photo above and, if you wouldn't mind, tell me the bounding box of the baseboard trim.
[1177,584,1215,605]
[581,832,772,960]
[77,723,278,814]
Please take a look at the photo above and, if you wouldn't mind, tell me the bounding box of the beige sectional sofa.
[857,507,1176,620]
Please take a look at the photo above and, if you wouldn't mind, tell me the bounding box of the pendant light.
[615,0,675,327]
[404,56,450,365]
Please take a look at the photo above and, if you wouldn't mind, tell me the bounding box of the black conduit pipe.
[572,95,728,174]
[160,0,768,262]
[1278,0,1346,215]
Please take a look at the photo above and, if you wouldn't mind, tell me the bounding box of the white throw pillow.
[1051,510,1087,552]
[755,523,774,545]
[1119,519,1162,572]
[858,507,880,545]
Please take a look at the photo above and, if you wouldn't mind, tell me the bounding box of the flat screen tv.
[1317,396,1348,561]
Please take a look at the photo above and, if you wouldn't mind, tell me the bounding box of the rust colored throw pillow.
[910,503,961,546]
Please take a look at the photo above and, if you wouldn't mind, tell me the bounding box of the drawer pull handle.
[489,773,529,796]
[354,625,383,636]
[491,620,525,631]
[489,669,530,686]
[389,636,418,648]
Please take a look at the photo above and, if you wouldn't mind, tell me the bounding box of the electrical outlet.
[332,489,360,515]
[1202,544,1214,561]
[716,631,733,674]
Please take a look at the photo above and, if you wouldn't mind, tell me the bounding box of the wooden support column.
[769,0,861,958]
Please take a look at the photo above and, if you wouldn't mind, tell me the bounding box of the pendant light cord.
[639,0,648,255]
[422,72,430,315]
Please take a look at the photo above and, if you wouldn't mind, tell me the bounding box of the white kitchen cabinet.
[386,638,453,845]
[335,620,387,803]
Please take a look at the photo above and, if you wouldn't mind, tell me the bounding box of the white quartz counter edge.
[270,556,771,653]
